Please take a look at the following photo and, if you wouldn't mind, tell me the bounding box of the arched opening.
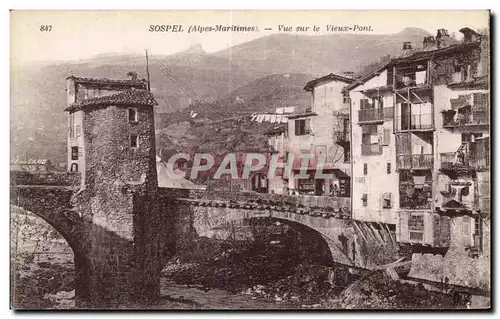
[70,163,78,172]
[162,214,353,304]
[10,206,87,309]
[251,173,268,193]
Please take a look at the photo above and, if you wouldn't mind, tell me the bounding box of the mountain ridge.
[11,27,433,164]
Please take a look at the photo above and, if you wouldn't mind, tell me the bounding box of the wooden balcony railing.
[441,142,490,171]
[396,154,433,170]
[442,110,489,128]
[335,130,350,144]
[395,114,433,131]
[358,107,393,123]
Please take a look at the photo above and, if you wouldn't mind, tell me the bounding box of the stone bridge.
[11,171,399,308]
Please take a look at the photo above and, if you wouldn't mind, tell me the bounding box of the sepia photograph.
[9,10,491,310]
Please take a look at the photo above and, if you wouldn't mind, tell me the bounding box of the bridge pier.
[71,186,164,308]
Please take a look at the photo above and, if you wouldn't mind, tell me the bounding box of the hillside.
[11,27,431,164]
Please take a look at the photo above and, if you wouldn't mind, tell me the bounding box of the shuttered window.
[409,214,424,242]
[362,193,368,207]
[382,128,391,145]
[295,119,311,136]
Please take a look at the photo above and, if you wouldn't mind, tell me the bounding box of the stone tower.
[65,76,162,307]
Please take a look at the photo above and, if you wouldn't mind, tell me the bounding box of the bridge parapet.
[11,171,81,187]
[159,188,351,219]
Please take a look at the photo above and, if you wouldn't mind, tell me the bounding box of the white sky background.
[11,10,489,66]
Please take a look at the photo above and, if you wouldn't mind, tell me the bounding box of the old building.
[347,27,490,289]
[346,65,398,228]
[285,73,354,197]
[65,73,148,183]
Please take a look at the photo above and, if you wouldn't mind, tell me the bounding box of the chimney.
[127,71,138,81]
[401,41,414,57]
[460,27,480,44]
[436,29,451,48]
[423,36,437,51]
[342,71,355,79]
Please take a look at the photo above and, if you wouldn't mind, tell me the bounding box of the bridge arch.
[189,206,356,266]
[10,187,91,302]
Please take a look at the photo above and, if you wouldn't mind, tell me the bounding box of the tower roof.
[65,89,158,112]
[67,76,147,89]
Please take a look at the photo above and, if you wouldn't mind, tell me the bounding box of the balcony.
[441,145,490,173]
[396,154,433,170]
[334,129,350,145]
[399,182,432,210]
[395,113,433,131]
[358,107,393,124]
[442,110,489,128]
[361,144,382,156]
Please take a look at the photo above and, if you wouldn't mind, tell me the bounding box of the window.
[473,217,483,251]
[361,124,382,155]
[76,125,81,137]
[69,113,75,138]
[70,163,78,172]
[409,214,424,241]
[363,163,368,175]
[362,193,368,207]
[130,134,139,148]
[382,192,392,208]
[382,128,391,146]
[342,91,351,104]
[344,148,351,163]
[295,119,311,136]
[128,108,138,122]
[71,146,78,160]
[387,162,391,174]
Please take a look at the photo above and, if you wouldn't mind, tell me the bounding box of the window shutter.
[305,119,312,134]
[387,69,394,86]
[295,120,300,136]
[383,128,390,145]
[363,163,368,175]
[360,99,365,110]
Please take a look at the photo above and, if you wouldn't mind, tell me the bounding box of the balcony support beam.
[396,92,411,104]
[411,91,425,104]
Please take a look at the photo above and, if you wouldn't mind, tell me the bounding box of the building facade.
[285,73,354,197]
[347,27,490,288]
[347,67,399,226]
[65,73,149,184]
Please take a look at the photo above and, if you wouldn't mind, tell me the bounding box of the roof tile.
[65,89,158,112]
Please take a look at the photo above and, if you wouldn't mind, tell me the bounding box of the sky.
[10,10,489,65]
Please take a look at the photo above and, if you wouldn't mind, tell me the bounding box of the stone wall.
[74,103,161,306]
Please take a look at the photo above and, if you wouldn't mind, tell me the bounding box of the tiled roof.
[67,76,147,88]
[344,65,388,92]
[288,112,318,119]
[65,89,158,112]
[448,76,489,90]
[304,73,355,91]
[389,42,480,65]
[263,124,287,136]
